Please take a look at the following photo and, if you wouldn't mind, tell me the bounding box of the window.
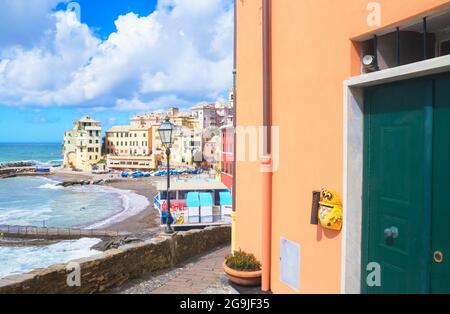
[160,191,176,200]
[358,12,450,73]
[178,191,188,200]
[441,40,450,56]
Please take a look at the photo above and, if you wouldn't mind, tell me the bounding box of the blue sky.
[0,0,233,143]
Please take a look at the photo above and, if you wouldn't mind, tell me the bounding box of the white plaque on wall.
[280,237,300,291]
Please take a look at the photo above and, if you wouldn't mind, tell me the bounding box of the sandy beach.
[50,169,163,236]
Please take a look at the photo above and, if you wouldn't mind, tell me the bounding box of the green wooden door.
[431,73,450,293]
[362,73,450,293]
[362,78,432,294]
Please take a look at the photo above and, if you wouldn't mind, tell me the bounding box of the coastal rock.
[58,181,81,187]
[0,161,35,169]
[93,179,104,185]
[58,180,92,187]
[91,236,143,251]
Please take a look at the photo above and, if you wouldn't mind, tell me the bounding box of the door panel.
[363,79,431,294]
[431,73,450,293]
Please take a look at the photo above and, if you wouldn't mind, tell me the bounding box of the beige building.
[63,116,102,172]
[179,127,203,165]
[105,125,151,156]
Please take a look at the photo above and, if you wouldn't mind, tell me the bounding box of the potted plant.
[223,250,262,286]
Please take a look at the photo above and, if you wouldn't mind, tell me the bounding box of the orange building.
[234,0,450,294]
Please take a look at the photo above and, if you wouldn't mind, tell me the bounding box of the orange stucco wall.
[235,0,450,294]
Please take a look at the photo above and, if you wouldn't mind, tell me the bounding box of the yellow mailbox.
[318,189,343,231]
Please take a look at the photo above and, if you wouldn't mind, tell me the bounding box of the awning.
[219,191,232,206]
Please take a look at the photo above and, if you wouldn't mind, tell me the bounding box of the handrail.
[0,224,122,238]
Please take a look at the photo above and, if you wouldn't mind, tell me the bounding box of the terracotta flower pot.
[223,261,262,287]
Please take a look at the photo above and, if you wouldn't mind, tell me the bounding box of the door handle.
[384,226,399,239]
[434,251,444,264]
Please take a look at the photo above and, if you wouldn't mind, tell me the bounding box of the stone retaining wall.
[0,226,231,294]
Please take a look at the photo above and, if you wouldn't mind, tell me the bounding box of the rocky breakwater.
[58,179,108,187]
[0,162,46,179]
[0,162,35,169]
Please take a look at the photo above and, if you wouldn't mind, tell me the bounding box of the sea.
[0,143,149,279]
[0,142,63,166]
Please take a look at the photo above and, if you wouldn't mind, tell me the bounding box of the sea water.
[0,238,102,278]
[0,143,63,166]
[0,177,126,228]
[0,143,150,279]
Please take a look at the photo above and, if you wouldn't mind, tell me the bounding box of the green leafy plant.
[225,250,261,272]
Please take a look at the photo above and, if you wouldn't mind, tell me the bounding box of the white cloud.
[0,0,233,112]
[0,0,68,48]
[115,95,189,112]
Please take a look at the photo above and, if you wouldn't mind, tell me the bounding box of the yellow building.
[105,125,151,156]
[105,125,155,170]
[63,116,102,172]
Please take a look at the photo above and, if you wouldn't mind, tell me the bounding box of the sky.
[0,0,234,142]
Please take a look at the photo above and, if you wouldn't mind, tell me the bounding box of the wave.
[85,187,149,229]
[35,177,62,190]
[0,176,149,230]
[0,238,102,278]
[0,159,63,166]
[38,183,62,190]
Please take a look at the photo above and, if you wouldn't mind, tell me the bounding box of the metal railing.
[0,224,121,238]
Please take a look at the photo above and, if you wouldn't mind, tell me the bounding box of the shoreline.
[1,168,162,236]
[51,169,163,235]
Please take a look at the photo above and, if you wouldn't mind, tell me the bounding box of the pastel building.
[179,127,203,165]
[191,102,233,129]
[105,125,151,156]
[63,116,102,172]
[105,125,156,170]
[234,0,450,294]
[220,125,234,190]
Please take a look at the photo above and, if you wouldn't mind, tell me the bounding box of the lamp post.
[158,117,176,234]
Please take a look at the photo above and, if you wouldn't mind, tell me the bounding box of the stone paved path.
[114,245,238,294]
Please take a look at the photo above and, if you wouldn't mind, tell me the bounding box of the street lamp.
[158,117,176,234]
